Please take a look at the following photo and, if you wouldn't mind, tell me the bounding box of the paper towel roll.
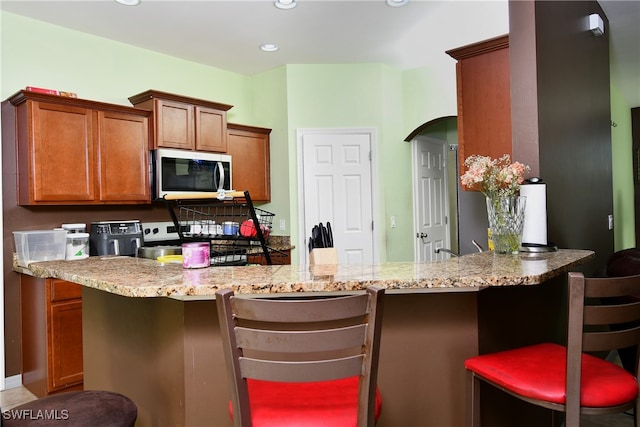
[521,257,548,275]
[520,183,547,245]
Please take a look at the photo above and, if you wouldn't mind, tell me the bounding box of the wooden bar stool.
[2,390,137,426]
[216,286,385,427]
[464,272,640,426]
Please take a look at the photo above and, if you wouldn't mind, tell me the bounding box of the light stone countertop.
[20,249,595,300]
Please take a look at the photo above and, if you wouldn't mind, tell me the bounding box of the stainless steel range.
[141,221,181,245]
[140,220,249,265]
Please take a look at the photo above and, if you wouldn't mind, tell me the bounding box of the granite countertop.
[215,235,293,254]
[20,249,595,300]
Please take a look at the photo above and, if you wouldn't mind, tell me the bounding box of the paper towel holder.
[521,242,558,253]
[520,177,557,252]
[525,177,544,184]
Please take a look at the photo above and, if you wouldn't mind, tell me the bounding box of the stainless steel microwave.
[152,148,232,199]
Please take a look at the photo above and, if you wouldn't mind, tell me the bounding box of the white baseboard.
[3,375,22,390]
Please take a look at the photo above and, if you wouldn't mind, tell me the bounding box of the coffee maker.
[89,220,143,256]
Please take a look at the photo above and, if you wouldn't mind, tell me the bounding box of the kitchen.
[0,0,637,425]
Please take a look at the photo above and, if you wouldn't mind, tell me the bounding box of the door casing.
[296,128,379,266]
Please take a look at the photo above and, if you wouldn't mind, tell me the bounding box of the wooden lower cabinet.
[20,275,83,397]
[247,249,291,265]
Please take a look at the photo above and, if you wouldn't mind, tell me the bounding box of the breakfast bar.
[25,249,594,427]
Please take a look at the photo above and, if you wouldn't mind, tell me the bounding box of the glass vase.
[486,195,526,254]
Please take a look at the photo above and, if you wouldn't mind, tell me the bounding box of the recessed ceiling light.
[115,0,140,5]
[274,0,297,10]
[260,43,279,52]
[386,0,408,7]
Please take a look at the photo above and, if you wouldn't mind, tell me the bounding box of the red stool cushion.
[465,342,638,407]
[230,376,382,427]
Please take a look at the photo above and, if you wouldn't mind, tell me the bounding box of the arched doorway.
[406,116,459,260]
[406,116,492,259]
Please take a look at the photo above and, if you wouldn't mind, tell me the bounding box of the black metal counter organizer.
[164,191,275,266]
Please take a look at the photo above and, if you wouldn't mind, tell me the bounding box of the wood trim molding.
[446,34,509,60]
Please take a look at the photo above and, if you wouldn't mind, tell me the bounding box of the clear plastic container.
[14,230,67,267]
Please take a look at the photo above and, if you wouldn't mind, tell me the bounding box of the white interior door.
[414,136,450,261]
[298,129,376,265]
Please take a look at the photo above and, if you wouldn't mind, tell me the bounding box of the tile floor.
[581,412,634,427]
[0,385,635,425]
[0,385,37,411]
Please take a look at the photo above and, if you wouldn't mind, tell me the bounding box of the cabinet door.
[195,106,227,152]
[447,36,511,181]
[97,111,151,202]
[29,101,95,202]
[248,250,291,265]
[227,125,271,202]
[48,298,83,392]
[155,99,194,149]
[20,274,48,397]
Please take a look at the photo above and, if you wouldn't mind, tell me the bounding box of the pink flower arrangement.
[460,154,529,198]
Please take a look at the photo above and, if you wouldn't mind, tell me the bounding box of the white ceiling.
[1,0,638,108]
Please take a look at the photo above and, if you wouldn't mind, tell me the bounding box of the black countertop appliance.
[89,220,143,256]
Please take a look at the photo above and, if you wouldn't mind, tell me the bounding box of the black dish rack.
[164,191,275,266]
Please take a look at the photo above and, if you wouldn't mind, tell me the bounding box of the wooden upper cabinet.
[29,101,96,202]
[129,90,232,152]
[446,35,512,181]
[227,123,271,202]
[98,111,150,202]
[4,90,152,205]
[154,98,194,150]
[195,105,227,152]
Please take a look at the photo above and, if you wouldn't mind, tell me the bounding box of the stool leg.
[466,370,480,427]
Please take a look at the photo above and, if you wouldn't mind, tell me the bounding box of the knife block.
[309,247,338,266]
[309,248,338,278]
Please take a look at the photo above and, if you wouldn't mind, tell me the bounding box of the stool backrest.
[566,272,640,419]
[216,286,385,427]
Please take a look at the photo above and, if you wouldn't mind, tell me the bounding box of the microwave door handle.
[216,161,224,191]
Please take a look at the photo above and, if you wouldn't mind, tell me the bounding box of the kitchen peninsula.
[23,249,593,427]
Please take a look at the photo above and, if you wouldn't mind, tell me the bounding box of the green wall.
[249,67,290,240]
[0,13,251,117]
[284,64,413,262]
[402,64,458,135]
[0,11,446,264]
[610,84,636,250]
